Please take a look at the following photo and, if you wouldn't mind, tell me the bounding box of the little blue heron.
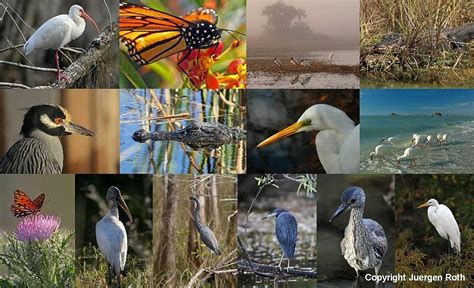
[189,196,221,255]
[96,186,133,287]
[263,208,298,270]
[418,199,460,254]
[330,186,387,277]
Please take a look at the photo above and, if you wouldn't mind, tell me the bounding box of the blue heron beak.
[329,204,349,222]
[262,211,277,221]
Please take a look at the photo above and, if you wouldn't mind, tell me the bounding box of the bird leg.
[278,253,284,270]
[107,264,112,287]
[54,49,69,81]
[287,258,291,271]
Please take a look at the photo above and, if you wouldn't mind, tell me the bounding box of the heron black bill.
[256,119,311,148]
[329,204,349,222]
[64,121,95,137]
[262,211,277,220]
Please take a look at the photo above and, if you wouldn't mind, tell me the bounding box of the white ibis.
[273,57,282,68]
[328,51,335,64]
[96,186,133,287]
[396,147,421,168]
[257,104,360,173]
[418,199,461,254]
[441,134,448,144]
[24,4,100,80]
[289,57,299,66]
[412,134,427,148]
[425,135,433,145]
[379,136,404,147]
[369,144,392,161]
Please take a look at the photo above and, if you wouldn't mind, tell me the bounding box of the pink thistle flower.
[14,214,60,242]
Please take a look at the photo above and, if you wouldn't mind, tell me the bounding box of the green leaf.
[119,52,148,88]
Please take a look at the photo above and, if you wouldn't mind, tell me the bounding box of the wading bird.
[289,57,299,66]
[0,104,95,174]
[96,186,133,287]
[300,59,311,69]
[418,199,460,254]
[379,136,404,147]
[330,186,387,277]
[24,5,99,80]
[263,208,297,270]
[189,196,221,255]
[439,134,448,145]
[396,147,421,168]
[273,57,282,69]
[370,144,392,161]
[425,135,433,146]
[257,104,360,173]
[328,51,335,64]
[411,134,427,147]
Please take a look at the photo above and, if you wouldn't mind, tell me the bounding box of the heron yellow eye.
[54,118,63,125]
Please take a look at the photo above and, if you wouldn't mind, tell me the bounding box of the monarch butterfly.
[10,189,45,218]
[119,2,225,70]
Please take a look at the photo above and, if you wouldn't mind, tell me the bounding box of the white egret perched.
[418,199,461,254]
[396,147,421,167]
[257,104,360,173]
[370,144,392,161]
[96,186,133,287]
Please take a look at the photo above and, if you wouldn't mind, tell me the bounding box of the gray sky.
[247,0,359,41]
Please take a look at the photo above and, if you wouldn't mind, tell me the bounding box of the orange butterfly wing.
[119,2,189,64]
[182,8,218,25]
[10,189,45,218]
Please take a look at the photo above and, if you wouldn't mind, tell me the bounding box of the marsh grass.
[0,231,74,288]
[360,0,473,86]
[75,245,153,288]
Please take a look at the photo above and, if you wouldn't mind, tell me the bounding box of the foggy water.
[250,50,359,66]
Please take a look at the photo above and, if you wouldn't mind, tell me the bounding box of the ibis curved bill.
[24,5,100,79]
[257,104,360,173]
[418,199,460,254]
[96,186,133,286]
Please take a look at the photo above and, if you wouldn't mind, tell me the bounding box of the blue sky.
[361,89,474,116]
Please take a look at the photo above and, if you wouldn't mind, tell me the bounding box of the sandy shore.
[248,58,359,76]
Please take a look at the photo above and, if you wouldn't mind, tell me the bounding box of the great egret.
[96,186,133,286]
[396,147,421,167]
[418,199,461,254]
[256,104,360,173]
[370,144,392,161]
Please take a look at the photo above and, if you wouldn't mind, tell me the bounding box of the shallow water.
[360,115,474,173]
[251,50,359,66]
[248,71,359,89]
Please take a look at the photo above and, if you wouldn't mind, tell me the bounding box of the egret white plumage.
[370,144,392,161]
[24,5,100,80]
[289,57,299,66]
[418,199,461,254]
[396,147,421,167]
[257,104,360,173]
[96,186,133,287]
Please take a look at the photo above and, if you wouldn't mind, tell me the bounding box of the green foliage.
[75,245,153,287]
[255,174,317,197]
[0,232,75,288]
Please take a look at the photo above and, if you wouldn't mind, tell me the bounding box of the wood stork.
[257,104,360,173]
[418,199,461,254]
[24,5,99,80]
[396,147,421,168]
[370,144,392,161]
[96,186,133,287]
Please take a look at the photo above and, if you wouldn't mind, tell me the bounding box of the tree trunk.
[211,175,221,233]
[155,175,178,285]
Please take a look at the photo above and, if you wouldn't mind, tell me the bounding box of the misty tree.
[262,0,315,39]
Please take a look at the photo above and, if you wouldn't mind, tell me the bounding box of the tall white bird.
[273,57,282,69]
[257,104,360,173]
[289,57,299,66]
[396,147,421,167]
[370,144,392,161]
[425,135,433,146]
[96,186,133,287]
[379,136,404,147]
[24,5,99,80]
[441,134,448,144]
[328,51,335,64]
[418,199,461,254]
[412,134,427,148]
[436,133,443,144]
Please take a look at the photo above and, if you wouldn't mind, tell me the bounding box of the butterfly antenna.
[222,28,246,41]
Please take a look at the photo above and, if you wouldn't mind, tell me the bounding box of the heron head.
[330,186,365,222]
[107,186,133,223]
[417,198,439,209]
[20,104,95,138]
[262,208,289,220]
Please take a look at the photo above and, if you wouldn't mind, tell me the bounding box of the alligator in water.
[132,121,246,149]
[373,22,474,53]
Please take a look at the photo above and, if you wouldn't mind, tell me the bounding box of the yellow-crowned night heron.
[0,104,95,174]
[189,196,221,255]
[330,186,387,277]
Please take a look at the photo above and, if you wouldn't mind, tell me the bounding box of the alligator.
[132,121,246,149]
[373,22,474,53]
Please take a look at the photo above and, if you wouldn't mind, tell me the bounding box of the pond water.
[120,89,245,174]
